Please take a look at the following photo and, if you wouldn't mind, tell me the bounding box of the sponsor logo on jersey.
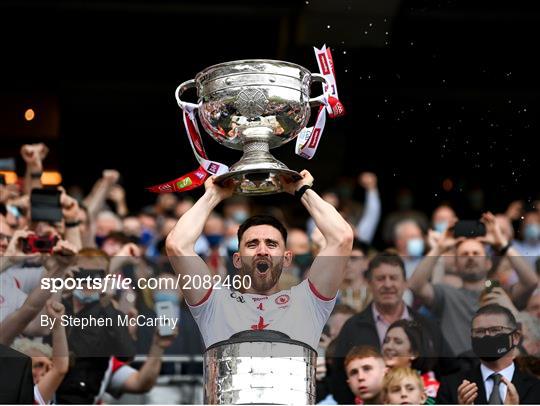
[230,291,245,303]
[251,296,268,302]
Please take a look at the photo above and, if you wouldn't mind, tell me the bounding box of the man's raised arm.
[284,170,353,299]
[166,177,233,305]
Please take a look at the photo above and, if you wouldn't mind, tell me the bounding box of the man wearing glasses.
[437,304,540,404]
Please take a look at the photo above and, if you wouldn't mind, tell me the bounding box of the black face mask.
[471,331,516,362]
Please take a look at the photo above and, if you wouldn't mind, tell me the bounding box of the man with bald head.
[409,212,538,356]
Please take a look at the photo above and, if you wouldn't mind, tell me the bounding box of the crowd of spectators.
[1,141,540,404]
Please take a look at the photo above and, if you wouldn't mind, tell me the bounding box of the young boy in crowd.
[382,367,428,405]
[345,346,387,404]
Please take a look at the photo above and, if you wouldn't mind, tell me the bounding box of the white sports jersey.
[0,266,44,322]
[188,279,336,350]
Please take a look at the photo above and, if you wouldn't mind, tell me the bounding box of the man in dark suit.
[330,252,452,404]
[437,304,540,404]
[0,344,34,404]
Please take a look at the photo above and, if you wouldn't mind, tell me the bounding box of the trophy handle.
[175,79,199,111]
[309,73,331,107]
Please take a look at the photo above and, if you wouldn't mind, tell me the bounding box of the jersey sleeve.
[289,279,336,349]
[107,357,138,398]
[186,287,224,348]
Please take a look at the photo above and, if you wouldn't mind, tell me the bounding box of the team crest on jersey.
[275,294,290,305]
[0,295,4,305]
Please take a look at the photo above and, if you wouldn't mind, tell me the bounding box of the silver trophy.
[175,59,330,195]
[204,331,317,404]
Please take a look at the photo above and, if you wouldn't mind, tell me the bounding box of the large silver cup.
[175,59,330,195]
[203,331,317,404]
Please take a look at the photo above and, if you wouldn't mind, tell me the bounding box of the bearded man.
[166,170,353,349]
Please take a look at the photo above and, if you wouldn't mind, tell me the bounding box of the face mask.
[73,290,100,304]
[524,224,540,242]
[226,236,239,253]
[95,235,106,248]
[206,234,224,248]
[407,238,424,257]
[154,291,179,305]
[140,228,155,246]
[232,210,249,224]
[472,331,515,362]
[294,253,313,270]
[434,221,448,233]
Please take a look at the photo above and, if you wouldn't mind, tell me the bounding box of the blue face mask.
[73,290,100,304]
[407,238,425,257]
[140,228,155,246]
[226,236,239,252]
[434,221,448,233]
[232,210,249,224]
[524,224,540,242]
[154,292,179,305]
[206,234,224,248]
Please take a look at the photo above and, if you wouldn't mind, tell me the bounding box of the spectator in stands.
[382,367,428,405]
[331,252,447,404]
[437,304,540,404]
[409,212,538,356]
[344,346,387,404]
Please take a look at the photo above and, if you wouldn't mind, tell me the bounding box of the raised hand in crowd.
[355,172,381,243]
[35,299,69,405]
[110,242,142,274]
[0,228,40,273]
[480,286,519,317]
[83,169,122,219]
[119,329,178,394]
[59,187,83,251]
[108,184,128,217]
[480,211,539,308]
[0,239,77,345]
[358,171,378,191]
[21,143,49,194]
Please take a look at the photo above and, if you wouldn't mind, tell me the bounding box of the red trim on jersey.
[111,356,126,373]
[308,279,334,301]
[14,277,21,289]
[189,288,213,307]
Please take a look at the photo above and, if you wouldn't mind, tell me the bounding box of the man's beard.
[460,263,487,282]
[240,256,283,293]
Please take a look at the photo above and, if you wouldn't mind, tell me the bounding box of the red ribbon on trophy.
[295,44,346,160]
[148,44,345,193]
[147,104,229,193]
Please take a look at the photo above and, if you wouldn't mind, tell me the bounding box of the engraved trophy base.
[214,127,302,195]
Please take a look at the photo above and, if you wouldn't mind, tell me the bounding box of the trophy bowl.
[175,59,328,195]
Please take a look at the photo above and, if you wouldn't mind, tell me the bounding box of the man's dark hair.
[237,215,288,245]
[472,304,518,329]
[365,251,406,281]
[352,238,370,256]
[331,303,356,317]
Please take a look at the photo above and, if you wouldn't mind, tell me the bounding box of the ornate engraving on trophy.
[234,89,268,118]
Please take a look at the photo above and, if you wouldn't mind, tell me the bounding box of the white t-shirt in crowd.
[188,279,336,350]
